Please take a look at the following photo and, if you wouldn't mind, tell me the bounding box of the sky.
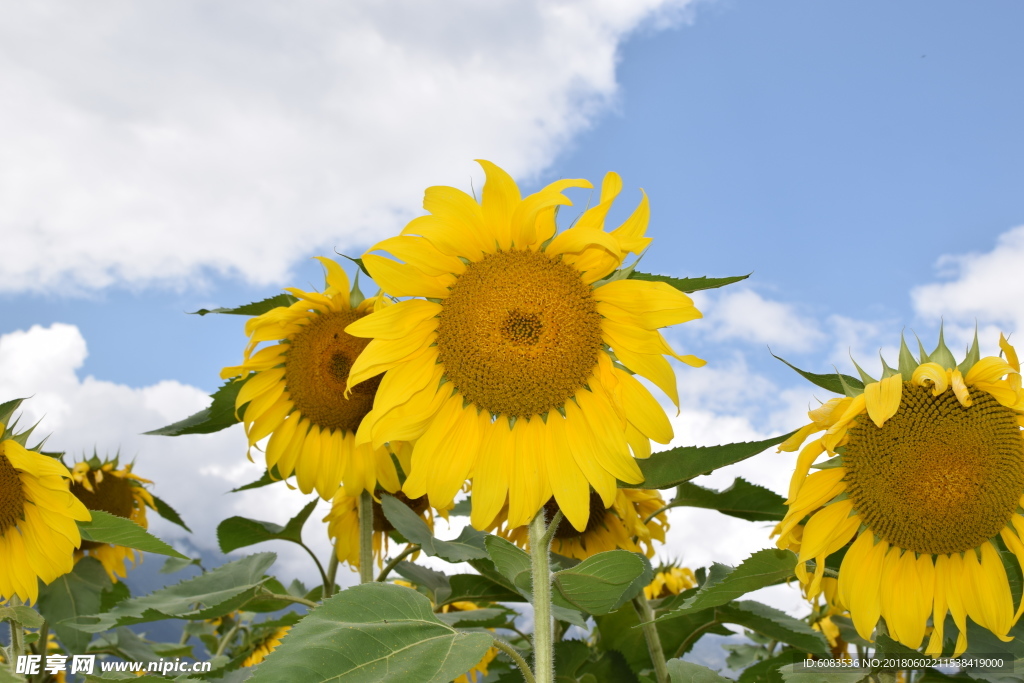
[2,0,1023,621]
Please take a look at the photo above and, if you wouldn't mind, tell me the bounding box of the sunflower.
[644,566,698,600]
[69,455,156,582]
[242,626,291,667]
[325,472,447,570]
[345,161,703,532]
[497,488,669,560]
[0,404,91,605]
[221,257,400,500]
[775,331,1024,656]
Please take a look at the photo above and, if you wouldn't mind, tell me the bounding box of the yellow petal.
[470,420,512,531]
[477,160,522,251]
[864,375,903,428]
[313,256,351,299]
[362,254,453,298]
[912,362,949,396]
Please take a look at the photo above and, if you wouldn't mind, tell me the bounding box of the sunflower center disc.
[544,490,608,540]
[70,472,136,550]
[0,452,26,534]
[286,309,381,433]
[843,383,1024,555]
[436,250,604,418]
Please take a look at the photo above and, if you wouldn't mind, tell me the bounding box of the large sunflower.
[346,161,703,532]
[497,488,669,560]
[69,456,156,582]
[0,406,91,604]
[222,257,398,499]
[775,331,1024,656]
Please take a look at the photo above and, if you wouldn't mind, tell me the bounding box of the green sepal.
[897,332,920,381]
[930,323,957,369]
[338,253,371,277]
[879,352,900,379]
[810,456,844,470]
[144,378,246,436]
[770,352,863,396]
[626,271,751,293]
[849,355,877,386]
[349,270,366,308]
[190,293,299,317]
[0,397,26,431]
[958,324,981,375]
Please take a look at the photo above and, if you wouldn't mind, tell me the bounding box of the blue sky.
[2,0,1022,610]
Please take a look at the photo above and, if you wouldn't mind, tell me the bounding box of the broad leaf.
[190,293,299,317]
[552,550,645,615]
[151,494,192,532]
[160,556,201,574]
[622,434,794,490]
[380,494,488,562]
[778,665,869,683]
[672,478,787,522]
[0,605,44,628]
[217,498,318,553]
[247,583,493,683]
[394,561,453,605]
[37,557,111,653]
[231,468,278,492]
[660,549,797,618]
[666,659,733,682]
[78,510,188,559]
[144,379,245,436]
[628,271,751,293]
[771,352,864,397]
[435,608,506,628]
[443,574,523,607]
[716,601,829,657]
[74,553,276,632]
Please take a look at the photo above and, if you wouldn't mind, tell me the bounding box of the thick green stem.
[492,638,536,683]
[7,596,25,670]
[324,541,340,598]
[633,593,669,683]
[358,490,375,584]
[528,511,554,683]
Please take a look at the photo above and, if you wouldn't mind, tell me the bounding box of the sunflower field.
[4,161,1024,683]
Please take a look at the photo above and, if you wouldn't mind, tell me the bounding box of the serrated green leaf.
[666,658,732,682]
[74,553,276,632]
[435,608,506,628]
[394,561,452,605]
[231,468,279,492]
[380,494,488,562]
[151,494,192,532]
[482,537,587,625]
[0,605,45,628]
[778,664,869,683]
[37,557,111,653]
[627,271,751,293]
[144,379,245,436]
[79,510,188,559]
[716,601,829,657]
[190,293,299,317]
[672,478,787,522]
[442,574,523,607]
[217,498,318,553]
[621,433,793,490]
[553,550,645,615]
[771,352,864,396]
[659,549,797,618]
[246,583,493,683]
[160,556,201,574]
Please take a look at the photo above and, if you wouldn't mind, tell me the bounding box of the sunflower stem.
[632,592,669,683]
[528,511,555,683]
[376,544,419,582]
[324,542,340,598]
[358,490,375,584]
[7,595,25,670]
[492,637,536,683]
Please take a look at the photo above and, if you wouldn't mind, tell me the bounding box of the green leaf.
[484,535,533,594]
[672,478,787,522]
[442,574,523,607]
[100,580,132,612]
[628,271,751,293]
[380,494,488,562]
[577,650,640,683]
[190,293,299,317]
[435,608,506,628]
[37,556,111,653]
[339,253,371,278]
[394,561,453,605]
[151,494,192,532]
[622,434,794,490]
[78,510,189,559]
[231,468,278,492]
[246,583,493,683]
[666,659,732,682]
[74,553,276,632]
[160,555,201,574]
[778,665,869,683]
[144,379,244,436]
[0,605,45,628]
[659,549,797,618]
[0,397,27,426]
[217,498,319,552]
[552,550,646,615]
[716,601,829,657]
[771,351,864,396]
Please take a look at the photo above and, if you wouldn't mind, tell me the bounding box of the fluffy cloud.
[696,289,826,353]
[1,0,695,294]
[912,224,1024,336]
[0,322,332,583]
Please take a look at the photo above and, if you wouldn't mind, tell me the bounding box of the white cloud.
[0,0,696,294]
[912,224,1024,336]
[0,322,333,584]
[696,289,825,353]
